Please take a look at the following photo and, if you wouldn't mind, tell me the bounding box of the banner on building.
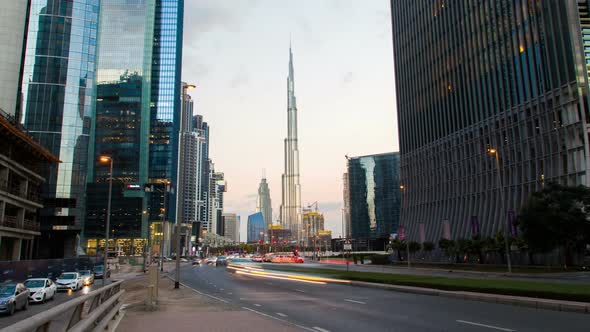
[442,219,451,240]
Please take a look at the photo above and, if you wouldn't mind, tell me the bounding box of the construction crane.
[307,201,319,212]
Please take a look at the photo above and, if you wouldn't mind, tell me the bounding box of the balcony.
[0,216,40,232]
[0,178,41,203]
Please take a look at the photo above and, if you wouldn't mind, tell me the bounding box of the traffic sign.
[344,243,352,250]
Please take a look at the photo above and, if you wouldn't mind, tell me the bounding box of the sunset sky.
[182,0,398,239]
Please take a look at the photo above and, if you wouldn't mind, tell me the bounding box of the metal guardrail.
[1,280,125,332]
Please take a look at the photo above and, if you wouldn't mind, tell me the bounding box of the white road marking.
[295,289,305,293]
[344,299,366,305]
[220,288,224,291]
[242,307,315,331]
[171,278,230,304]
[228,292,233,295]
[313,327,330,332]
[239,297,246,300]
[276,312,287,317]
[456,320,515,332]
[254,303,262,307]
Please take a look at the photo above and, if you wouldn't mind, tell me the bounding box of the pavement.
[114,263,590,331]
[116,266,300,332]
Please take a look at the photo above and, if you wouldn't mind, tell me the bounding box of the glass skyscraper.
[346,153,400,250]
[247,212,265,243]
[391,1,590,241]
[84,0,183,256]
[20,0,100,258]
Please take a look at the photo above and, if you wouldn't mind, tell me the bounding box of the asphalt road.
[180,264,590,332]
[0,279,113,329]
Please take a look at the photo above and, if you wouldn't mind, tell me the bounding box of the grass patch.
[262,265,590,303]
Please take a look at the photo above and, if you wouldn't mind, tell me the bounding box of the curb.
[348,280,590,314]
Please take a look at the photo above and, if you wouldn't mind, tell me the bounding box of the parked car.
[180,258,189,263]
[192,258,202,265]
[55,272,84,291]
[24,278,56,303]
[79,270,95,286]
[0,283,29,315]
[93,265,111,279]
[206,257,218,265]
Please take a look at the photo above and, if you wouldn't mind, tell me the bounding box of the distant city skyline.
[183,1,397,240]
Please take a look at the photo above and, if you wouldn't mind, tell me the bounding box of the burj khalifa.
[280,46,302,239]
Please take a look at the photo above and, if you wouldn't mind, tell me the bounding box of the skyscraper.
[346,153,400,250]
[0,1,29,118]
[21,0,100,257]
[222,213,240,243]
[84,0,183,256]
[247,212,265,243]
[280,46,302,239]
[391,1,590,241]
[256,176,273,229]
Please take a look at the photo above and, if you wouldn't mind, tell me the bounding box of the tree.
[438,239,456,262]
[408,241,421,254]
[519,183,590,268]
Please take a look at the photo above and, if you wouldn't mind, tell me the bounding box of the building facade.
[302,210,325,247]
[247,212,264,243]
[85,0,183,256]
[342,172,351,238]
[222,213,239,243]
[391,1,590,241]
[0,111,59,260]
[346,153,400,248]
[256,177,273,229]
[280,47,302,238]
[21,0,100,258]
[0,0,29,118]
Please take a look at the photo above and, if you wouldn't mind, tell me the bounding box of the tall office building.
[391,1,590,241]
[342,172,351,238]
[346,153,400,250]
[193,115,210,234]
[84,0,183,255]
[280,47,302,238]
[222,213,240,243]
[247,212,265,243]
[256,177,273,229]
[21,0,100,257]
[0,1,29,118]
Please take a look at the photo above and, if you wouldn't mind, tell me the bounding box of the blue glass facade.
[347,153,400,244]
[84,0,183,254]
[247,212,265,243]
[21,0,100,258]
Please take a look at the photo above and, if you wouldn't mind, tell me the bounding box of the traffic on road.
[0,264,112,328]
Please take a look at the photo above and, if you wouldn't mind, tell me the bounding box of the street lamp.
[174,83,196,289]
[99,156,113,286]
[487,148,512,273]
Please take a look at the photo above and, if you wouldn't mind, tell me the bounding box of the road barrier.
[1,280,124,332]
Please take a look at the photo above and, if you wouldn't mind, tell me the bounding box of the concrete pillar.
[12,238,21,261]
[16,207,24,227]
[28,238,33,260]
[0,201,4,222]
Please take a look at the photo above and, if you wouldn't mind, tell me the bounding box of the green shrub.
[370,254,390,265]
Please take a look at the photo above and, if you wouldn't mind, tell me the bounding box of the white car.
[55,272,84,291]
[24,278,56,303]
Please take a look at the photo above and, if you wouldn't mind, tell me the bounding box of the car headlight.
[0,299,12,305]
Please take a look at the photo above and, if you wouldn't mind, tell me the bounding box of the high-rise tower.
[280,46,302,239]
[256,176,273,229]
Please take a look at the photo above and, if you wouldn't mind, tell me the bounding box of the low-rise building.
[0,111,59,260]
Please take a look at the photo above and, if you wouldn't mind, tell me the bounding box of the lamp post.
[99,156,113,286]
[174,83,196,289]
[487,148,512,273]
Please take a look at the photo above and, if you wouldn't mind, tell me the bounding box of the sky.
[182,0,398,241]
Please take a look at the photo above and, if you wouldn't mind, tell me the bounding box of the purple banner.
[507,209,517,237]
[470,216,480,238]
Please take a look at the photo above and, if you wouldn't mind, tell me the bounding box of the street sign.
[344,243,352,251]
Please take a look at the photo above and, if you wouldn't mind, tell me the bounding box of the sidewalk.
[115,274,300,332]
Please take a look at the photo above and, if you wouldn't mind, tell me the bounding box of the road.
[179,264,590,332]
[0,278,119,329]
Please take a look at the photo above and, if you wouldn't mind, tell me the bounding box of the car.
[79,270,94,286]
[180,258,189,263]
[55,272,83,291]
[206,257,218,265]
[251,255,264,262]
[0,283,29,315]
[93,265,111,279]
[192,258,202,265]
[216,256,228,266]
[24,278,56,303]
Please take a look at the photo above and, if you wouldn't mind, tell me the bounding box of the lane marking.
[172,278,230,304]
[313,327,330,332]
[295,289,305,293]
[276,312,287,317]
[344,299,366,305]
[220,288,224,291]
[228,292,233,295]
[254,303,262,307]
[456,320,515,332]
[242,307,315,332]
